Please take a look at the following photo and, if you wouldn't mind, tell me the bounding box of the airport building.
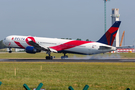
[117,46,135,53]
[110,8,135,53]
[111,8,120,47]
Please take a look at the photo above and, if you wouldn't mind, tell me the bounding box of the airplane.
[3,21,121,59]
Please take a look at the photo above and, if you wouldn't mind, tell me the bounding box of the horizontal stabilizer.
[98,46,111,50]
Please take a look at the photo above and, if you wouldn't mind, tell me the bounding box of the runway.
[0,58,135,62]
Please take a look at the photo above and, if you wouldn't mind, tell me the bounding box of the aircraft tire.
[61,55,68,59]
[9,51,12,53]
[46,56,53,60]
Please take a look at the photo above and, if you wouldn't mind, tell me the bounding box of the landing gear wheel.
[46,56,53,60]
[61,55,68,59]
[9,51,12,53]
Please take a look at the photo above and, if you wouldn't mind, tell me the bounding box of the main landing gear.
[45,52,68,60]
[45,51,53,60]
[61,53,68,59]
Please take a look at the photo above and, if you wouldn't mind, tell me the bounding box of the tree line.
[0,40,7,49]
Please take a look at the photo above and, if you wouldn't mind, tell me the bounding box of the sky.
[0,0,135,45]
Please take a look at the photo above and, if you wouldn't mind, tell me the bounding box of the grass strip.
[0,62,135,90]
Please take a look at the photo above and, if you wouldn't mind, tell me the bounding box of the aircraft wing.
[28,41,57,53]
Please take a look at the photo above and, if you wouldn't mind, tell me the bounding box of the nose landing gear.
[8,47,12,53]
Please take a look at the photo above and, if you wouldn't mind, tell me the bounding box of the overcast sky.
[0,0,135,45]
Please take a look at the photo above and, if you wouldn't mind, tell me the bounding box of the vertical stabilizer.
[97,21,121,46]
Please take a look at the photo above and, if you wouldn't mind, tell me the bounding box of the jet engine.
[25,46,41,54]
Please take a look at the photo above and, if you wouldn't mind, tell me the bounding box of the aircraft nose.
[3,38,7,45]
[3,36,11,46]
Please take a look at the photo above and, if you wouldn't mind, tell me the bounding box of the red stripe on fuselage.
[50,40,93,51]
[14,41,25,49]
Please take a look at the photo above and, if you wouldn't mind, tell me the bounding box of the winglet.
[97,21,121,46]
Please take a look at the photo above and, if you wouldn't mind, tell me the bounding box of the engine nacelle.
[25,46,41,54]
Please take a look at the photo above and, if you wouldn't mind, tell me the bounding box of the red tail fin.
[97,21,121,46]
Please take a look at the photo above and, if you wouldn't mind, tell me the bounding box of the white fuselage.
[3,35,116,55]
